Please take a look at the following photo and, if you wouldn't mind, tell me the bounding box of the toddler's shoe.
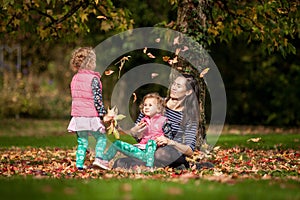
[77,165,87,170]
[93,158,110,170]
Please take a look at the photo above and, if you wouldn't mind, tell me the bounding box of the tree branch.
[29,0,90,30]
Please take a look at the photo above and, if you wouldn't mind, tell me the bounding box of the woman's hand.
[156,136,193,156]
[155,136,170,146]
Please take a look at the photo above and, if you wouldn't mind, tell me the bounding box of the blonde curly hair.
[139,93,165,115]
[70,47,96,71]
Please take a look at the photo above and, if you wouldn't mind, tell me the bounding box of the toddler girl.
[67,47,109,170]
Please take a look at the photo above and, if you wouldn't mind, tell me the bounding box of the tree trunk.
[175,0,208,150]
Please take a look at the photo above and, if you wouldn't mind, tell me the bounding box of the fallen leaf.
[168,57,178,65]
[143,47,147,54]
[132,93,137,103]
[147,52,155,58]
[173,36,180,45]
[104,70,114,76]
[115,114,126,121]
[115,56,131,79]
[162,56,170,62]
[97,16,107,20]
[172,56,178,64]
[247,137,261,143]
[151,73,159,79]
[200,68,210,78]
[182,46,189,52]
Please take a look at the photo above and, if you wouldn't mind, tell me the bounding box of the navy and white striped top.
[136,107,197,151]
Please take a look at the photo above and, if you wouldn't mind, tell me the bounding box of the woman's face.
[170,76,189,99]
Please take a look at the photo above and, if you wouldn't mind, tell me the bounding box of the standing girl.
[67,47,109,170]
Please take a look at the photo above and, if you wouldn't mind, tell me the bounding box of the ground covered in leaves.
[1,146,299,183]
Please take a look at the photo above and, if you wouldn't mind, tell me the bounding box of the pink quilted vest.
[139,114,167,144]
[70,69,101,117]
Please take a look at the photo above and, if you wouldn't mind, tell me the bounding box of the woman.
[113,73,200,169]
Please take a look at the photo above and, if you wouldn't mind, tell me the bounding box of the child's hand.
[103,115,114,123]
[130,122,147,138]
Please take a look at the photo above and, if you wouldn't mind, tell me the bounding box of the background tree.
[0,0,133,118]
[0,0,299,132]
[169,0,299,149]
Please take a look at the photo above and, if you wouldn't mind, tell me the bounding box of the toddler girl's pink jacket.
[70,69,101,117]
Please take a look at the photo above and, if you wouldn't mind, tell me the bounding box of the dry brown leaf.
[162,56,170,62]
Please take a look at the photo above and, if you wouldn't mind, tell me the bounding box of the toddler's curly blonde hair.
[70,47,96,71]
[139,93,165,115]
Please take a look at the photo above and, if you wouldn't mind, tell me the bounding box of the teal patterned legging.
[103,140,157,167]
[76,131,107,168]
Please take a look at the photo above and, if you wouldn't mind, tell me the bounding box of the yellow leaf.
[200,68,210,78]
[38,28,50,40]
[12,18,20,27]
[132,93,137,103]
[101,21,112,32]
[115,114,126,121]
[143,47,147,54]
[107,128,112,135]
[113,128,120,139]
[247,137,261,143]
[97,15,107,20]
[239,155,243,161]
[79,12,88,23]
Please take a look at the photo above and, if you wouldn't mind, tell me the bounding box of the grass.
[0,178,299,200]
[1,130,299,150]
[0,119,300,200]
[0,118,69,136]
[216,133,300,150]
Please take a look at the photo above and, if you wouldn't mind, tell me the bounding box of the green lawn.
[0,119,299,200]
[0,178,299,200]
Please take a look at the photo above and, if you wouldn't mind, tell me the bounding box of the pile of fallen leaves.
[1,146,299,183]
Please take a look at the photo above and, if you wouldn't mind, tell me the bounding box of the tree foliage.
[1,0,134,41]
[171,0,299,57]
[0,0,299,126]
